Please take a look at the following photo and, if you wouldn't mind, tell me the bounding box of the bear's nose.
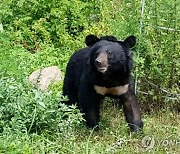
[95,60,101,67]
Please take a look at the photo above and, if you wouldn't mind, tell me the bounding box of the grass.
[0,100,179,153]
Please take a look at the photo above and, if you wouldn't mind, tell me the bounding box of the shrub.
[0,0,104,51]
[0,76,83,133]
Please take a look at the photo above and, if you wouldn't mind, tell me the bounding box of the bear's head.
[85,35,136,75]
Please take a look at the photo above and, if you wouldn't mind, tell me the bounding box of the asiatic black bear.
[63,35,143,132]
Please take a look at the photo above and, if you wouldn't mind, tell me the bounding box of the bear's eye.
[107,50,112,55]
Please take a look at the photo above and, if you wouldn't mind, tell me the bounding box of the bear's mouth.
[97,67,108,73]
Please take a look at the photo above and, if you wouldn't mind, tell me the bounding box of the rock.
[29,66,63,90]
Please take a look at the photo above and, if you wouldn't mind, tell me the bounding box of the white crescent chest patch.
[94,84,129,96]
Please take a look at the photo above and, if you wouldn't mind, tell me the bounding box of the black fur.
[63,35,143,132]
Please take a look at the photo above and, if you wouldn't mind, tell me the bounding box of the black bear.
[63,34,143,132]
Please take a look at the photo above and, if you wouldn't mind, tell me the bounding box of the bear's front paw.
[129,121,143,132]
[86,119,99,129]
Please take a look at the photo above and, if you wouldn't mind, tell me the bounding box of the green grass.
[0,101,179,153]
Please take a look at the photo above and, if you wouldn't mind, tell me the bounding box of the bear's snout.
[95,52,108,73]
[95,59,102,67]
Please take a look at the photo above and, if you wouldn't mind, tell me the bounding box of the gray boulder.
[29,66,63,90]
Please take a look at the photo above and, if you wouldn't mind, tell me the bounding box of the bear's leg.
[78,86,102,128]
[63,79,78,105]
[82,102,100,128]
[121,91,143,132]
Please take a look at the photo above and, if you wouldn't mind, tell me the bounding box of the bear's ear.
[123,35,136,48]
[85,35,100,46]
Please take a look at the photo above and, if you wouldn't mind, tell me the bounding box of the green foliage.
[0,42,83,133]
[0,0,103,51]
[0,76,83,133]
